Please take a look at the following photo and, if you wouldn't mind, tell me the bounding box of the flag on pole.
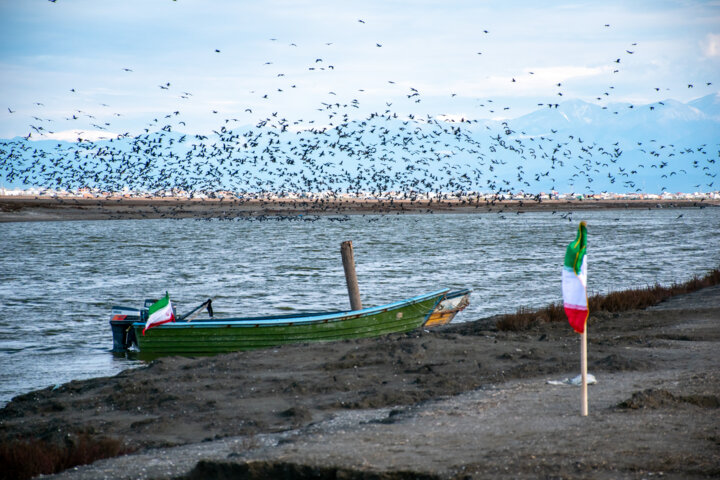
[143,292,175,335]
[562,221,588,334]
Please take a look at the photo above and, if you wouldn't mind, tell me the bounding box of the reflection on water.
[1,208,719,405]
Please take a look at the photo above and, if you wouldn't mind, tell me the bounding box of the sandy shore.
[1,286,718,479]
[1,195,718,222]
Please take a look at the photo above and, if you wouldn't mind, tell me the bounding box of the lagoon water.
[1,208,719,406]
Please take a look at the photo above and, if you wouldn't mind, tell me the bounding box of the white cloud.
[441,65,610,100]
[521,66,609,83]
[701,33,720,57]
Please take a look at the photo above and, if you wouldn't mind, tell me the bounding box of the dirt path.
[2,286,719,479]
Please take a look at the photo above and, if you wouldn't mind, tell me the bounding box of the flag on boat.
[562,221,588,334]
[143,293,175,335]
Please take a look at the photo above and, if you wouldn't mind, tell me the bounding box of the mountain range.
[1,94,718,195]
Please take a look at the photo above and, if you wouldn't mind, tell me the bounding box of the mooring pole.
[340,240,362,311]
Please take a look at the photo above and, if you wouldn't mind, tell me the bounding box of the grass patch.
[0,434,134,480]
[496,267,720,331]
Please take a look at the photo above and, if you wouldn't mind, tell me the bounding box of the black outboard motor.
[109,306,141,352]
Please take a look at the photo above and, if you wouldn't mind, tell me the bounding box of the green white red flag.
[143,293,175,335]
[562,221,588,334]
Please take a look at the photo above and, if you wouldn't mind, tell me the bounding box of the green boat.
[110,289,465,354]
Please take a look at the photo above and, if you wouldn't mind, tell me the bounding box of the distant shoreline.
[1,195,718,222]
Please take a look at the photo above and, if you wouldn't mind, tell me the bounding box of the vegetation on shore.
[496,267,720,331]
[0,434,133,480]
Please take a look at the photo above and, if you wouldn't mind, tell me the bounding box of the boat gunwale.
[439,288,471,300]
[131,289,449,329]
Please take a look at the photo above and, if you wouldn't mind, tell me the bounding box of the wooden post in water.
[341,240,362,311]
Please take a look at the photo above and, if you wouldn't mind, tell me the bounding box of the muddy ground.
[1,286,718,479]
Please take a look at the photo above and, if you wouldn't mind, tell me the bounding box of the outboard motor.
[109,306,141,352]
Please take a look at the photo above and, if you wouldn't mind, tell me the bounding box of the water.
[1,208,719,406]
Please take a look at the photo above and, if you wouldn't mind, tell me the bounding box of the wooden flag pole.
[581,325,588,416]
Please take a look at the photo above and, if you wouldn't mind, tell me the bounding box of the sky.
[1,0,719,141]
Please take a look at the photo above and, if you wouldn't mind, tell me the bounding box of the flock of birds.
[1,13,718,220]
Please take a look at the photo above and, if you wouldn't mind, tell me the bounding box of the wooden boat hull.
[424,289,471,327]
[131,290,448,353]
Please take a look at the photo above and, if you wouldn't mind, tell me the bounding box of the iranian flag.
[142,293,175,335]
[562,221,588,334]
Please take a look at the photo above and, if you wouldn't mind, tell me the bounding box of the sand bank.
[1,195,718,222]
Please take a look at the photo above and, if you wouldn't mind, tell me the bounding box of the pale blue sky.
[1,0,718,140]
